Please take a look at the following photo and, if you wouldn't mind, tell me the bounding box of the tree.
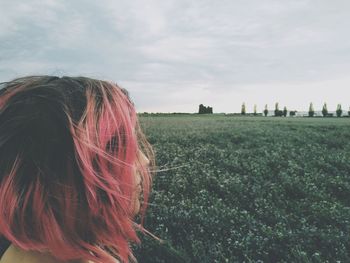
[274,102,283,116]
[336,104,342,117]
[348,106,350,117]
[241,103,246,115]
[264,104,268,117]
[274,102,279,116]
[253,104,257,116]
[289,111,296,117]
[283,106,287,117]
[308,102,314,117]
[322,103,328,117]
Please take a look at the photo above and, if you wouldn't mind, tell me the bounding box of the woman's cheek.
[131,190,141,215]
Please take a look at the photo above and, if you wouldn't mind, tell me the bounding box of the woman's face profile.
[132,150,150,215]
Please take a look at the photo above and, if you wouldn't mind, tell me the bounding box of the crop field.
[133,115,350,263]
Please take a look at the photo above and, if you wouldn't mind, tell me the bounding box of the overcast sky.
[0,0,349,113]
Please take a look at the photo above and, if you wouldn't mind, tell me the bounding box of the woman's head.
[0,76,155,263]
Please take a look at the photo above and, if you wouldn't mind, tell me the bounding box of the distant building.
[198,104,213,114]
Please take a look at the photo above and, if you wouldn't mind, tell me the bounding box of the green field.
[134,115,350,263]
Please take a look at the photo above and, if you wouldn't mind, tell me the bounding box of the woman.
[0,76,155,263]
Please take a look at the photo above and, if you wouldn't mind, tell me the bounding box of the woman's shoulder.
[0,244,120,263]
[0,244,65,263]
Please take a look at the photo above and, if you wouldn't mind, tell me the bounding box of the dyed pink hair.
[0,76,155,262]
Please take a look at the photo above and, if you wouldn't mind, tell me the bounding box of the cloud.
[0,0,349,112]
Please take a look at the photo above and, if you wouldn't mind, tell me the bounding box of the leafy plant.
[136,115,350,263]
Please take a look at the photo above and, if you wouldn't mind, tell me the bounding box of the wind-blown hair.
[0,76,155,263]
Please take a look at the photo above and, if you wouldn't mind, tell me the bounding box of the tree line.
[198,103,350,117]
[258,102,350,117]
[255,102,348,117]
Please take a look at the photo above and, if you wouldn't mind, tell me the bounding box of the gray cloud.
[0,0,349,112]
